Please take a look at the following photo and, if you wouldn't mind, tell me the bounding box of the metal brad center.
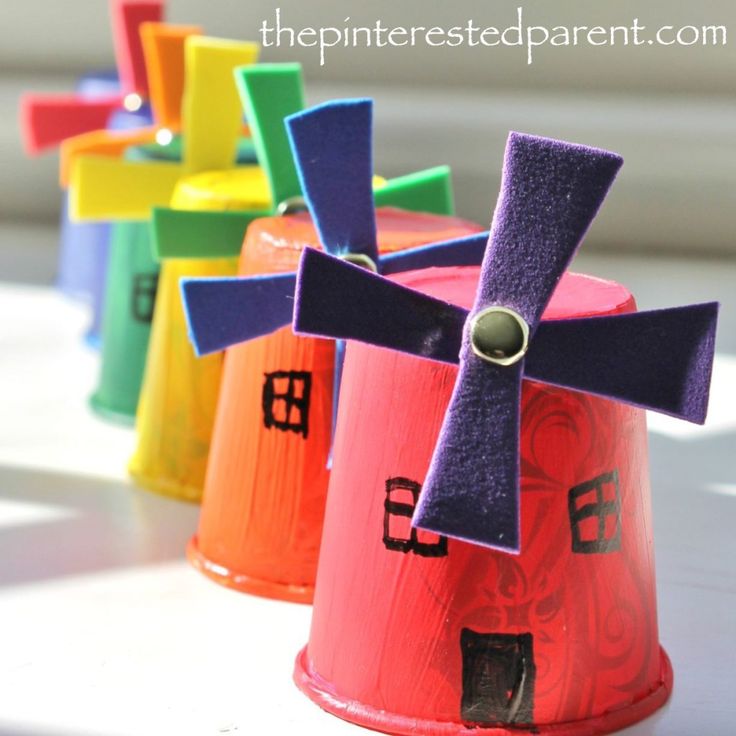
[276,196,308,216]
[469,306,529,367]
[340,252,378,273]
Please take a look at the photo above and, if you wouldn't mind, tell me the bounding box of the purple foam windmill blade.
[295,248,718,422]
[293,131,720,553]
[524,303,719,423]
[415,133,624,552]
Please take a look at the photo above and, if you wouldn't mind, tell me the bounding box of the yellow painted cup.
[128,167,270,501]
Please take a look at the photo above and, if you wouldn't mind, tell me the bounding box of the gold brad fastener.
[276,196,308,216]
[469,306,530,367]
[339,252,378,273]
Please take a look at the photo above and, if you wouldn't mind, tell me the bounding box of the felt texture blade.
[414,133,624,551]
[181,273,298,356]
[380,232,489,275]
[294,248,467,364]
[525,302,719,424]
[373,166,453,216]
[236,64,305,207]
[296,251,719,424]
[472,132,624,325]
[286,99,378,263]
[416,358,523,552]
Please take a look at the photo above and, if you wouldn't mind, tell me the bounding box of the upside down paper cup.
[55,70,120,305]
[61,101,154,349]
[187,208,483,603]
[128,167,271,501]
[89,137,254,423]
[294,265,673,734]
[90,218,158,422]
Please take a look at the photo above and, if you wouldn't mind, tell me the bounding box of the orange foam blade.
[141,22,202,131]
[59,126,157,187]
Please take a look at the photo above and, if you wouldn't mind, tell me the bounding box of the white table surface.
[0,249,734,736]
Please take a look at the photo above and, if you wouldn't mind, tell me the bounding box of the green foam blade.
[373,165,454,215]
[152,165,454,260]
[151,207,271,260]
[235,63,305,208]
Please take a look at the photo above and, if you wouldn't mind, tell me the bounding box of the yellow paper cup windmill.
[70,37,264,502]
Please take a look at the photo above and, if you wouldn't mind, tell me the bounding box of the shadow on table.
[0,464,199,589]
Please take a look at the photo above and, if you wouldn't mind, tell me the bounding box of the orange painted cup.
[187,207,483,603]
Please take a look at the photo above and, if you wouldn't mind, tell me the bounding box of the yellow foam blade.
[59,127,157,188]
[70,156,182,221]
[182,36,260,174]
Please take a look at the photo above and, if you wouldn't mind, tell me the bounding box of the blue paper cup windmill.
[293,131,719,554]
[178,98,494,601]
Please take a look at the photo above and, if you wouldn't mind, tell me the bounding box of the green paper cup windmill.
[82,23,213,423]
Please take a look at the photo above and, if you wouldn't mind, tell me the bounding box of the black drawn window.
[383,477,447,557]
[131,274,158,323]
[460,629,535,726]
[262,371,312,438]
[568,469,622,554]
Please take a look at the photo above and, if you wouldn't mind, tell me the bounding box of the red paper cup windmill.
[290,132,719,734]
[20,0,163,155]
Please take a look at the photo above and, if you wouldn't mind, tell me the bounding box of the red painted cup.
[294,265,673,735]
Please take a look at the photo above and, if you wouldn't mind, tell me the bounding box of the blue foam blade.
[181,273,297,356]
[379,232,489,276]
[286,99,378,263]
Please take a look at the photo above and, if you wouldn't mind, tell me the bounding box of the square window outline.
[383,477,448,558]
[131,273,158,323]
[568,469,622,554]
[262,370,312,439]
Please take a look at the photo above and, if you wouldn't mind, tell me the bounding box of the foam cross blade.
[292,131,720,553]
[181,99,487,357]
[20,1,163,154]
[294,249,718,421]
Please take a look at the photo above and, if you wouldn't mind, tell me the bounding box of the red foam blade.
[110,0,164,97]
[20,94,121,155]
